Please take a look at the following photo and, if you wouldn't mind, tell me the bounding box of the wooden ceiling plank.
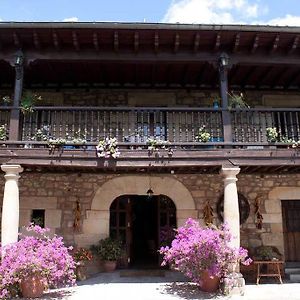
[72,31,80,51]
[270,34,280,54]
[193,33,200,52]
[174,33,180,53]
[52,31,60,50]
[255,66,274,88]
[288,35,299,54]
[285,69,300,88]
[214,32,221,51]
[93,32,99,51]
[240,66,257,87]
[134,31,139,53]
[13,32,21,48]
[33,31,41,50]
[233,33,241,53]
[114,31,119,52]
[154,32,159,53]
[251,34,259,54]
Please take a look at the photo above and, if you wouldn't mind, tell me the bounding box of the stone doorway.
[109,194,176,268]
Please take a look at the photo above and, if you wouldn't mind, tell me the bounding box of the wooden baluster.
[166,111,169,141]
[128,111,131,141]
[160,111,164,140]
[103,111,107,138]
[90,111,94,142]
[185,112,188,142]
[84,110,88,141]
[172,112,176,143]
[141,110,144,142]
[78,111,82,138]
[116,111,119,141]
[71,111,75,140]
[283,112,288,140]
[109,111,113,138]
[289,112,294,140]
[97,111,100,140]
[21,114,26,141]
[295,112,300,141]
[191,112,194,142]
[147,111,150,140]
[179,112,182,142]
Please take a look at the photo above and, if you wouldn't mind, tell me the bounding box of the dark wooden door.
[282,200,300,261]
[157,195,177,249]
[110,196,132,265]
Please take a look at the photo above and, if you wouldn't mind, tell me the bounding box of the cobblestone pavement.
[24,271,300,300]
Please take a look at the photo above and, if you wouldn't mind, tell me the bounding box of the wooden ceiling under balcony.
[0,22,300,89]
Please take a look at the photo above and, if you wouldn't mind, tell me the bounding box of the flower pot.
[103,260,117,272]
[199,270,220,293]
[76,261,87,281]
[20,274,46,298]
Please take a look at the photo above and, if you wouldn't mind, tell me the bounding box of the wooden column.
[218,53,232,143]
[9,51,24,141]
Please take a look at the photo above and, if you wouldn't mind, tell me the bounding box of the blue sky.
[0,0,300,25]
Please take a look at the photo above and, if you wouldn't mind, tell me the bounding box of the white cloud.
[162,0,300,26]
[63,17,79,22]
[162,0,262,24]
[266,14,300,26]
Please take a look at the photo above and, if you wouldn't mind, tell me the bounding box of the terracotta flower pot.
[76,261,87,281]
[20,274,46,298]
[199,270,220,293]
[103,260,117,272]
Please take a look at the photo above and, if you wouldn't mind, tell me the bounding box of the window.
[31,209,45,228]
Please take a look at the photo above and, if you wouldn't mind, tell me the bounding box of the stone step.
[289,274,300,283]
[285,268,300,275]
[120,269,165,277]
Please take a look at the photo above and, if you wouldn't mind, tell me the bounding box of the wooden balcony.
[1,106,300,173]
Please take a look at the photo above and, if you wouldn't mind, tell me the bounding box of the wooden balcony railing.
[20,107,223,143]
[1,106,300,147]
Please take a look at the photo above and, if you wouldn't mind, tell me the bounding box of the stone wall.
[1,88,299,107]
[0,171,299,258]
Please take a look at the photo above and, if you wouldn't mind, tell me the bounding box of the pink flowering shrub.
[159,218,252,286]
[0,224,76,299]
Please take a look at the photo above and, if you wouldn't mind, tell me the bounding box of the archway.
[75,175,197,248]
[110,194,176,267]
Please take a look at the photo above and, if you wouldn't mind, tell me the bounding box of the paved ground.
[26,271,300,300]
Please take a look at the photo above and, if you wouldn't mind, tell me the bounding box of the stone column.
[1,164,23,247]
[221,166,244,296]
[221,166,241,248]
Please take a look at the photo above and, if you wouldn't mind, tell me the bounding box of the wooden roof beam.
[72,31,80,51]
[233,33,241,53]
[13,32,21,48]
[93,32,99,51]
[52,31,60,50]
[288,35,299,54]
[270,34,280,54]
[114,31,119,52]
[214,32,221,51]
[251,34,259,53]
[134,32,139,53]
[193,33,200,52]
[174,33,180,53]
[33,31,41,50]
[154,32,159,53]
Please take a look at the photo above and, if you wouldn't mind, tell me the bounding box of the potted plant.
[0,125,7,141]
[2,96,11,106]
[90,237,122,272]
[20,91,42,114]
[228,92,249,109]
[0,224,76,299]
[96,137,120,158]
[159,218,251,293]
[146,138,173,157]
[73,248,93,281]
[266,127,278,143]
[195,126,211,143]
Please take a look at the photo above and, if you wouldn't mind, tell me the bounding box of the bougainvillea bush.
[0,224,76,299]
[159,218,252,286]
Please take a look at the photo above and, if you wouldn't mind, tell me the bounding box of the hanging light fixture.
[146,174,154,199]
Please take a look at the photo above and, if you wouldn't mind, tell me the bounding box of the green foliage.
[21,91,42,114]
[266,127,278,142]
[195,126,210,143]
[228,92,249,109]
[90,237,122,261]
[0,125,7,141]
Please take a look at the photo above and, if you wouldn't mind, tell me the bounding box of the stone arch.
[263,187,300,257]
[75,175,197,247]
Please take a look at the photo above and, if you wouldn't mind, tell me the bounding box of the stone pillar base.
[222,272,245,296]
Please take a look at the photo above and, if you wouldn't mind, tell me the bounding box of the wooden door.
[110,196,132,266]
[157,195,177,249]
[282,200,300,261]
